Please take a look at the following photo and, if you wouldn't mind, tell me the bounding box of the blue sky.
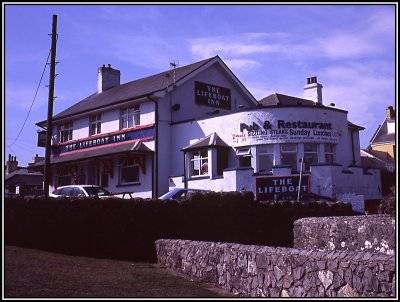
[4,3,397,167]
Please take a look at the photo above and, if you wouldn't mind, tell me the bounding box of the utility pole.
[43,15,58,197]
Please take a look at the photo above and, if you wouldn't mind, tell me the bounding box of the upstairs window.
[57,121,73,143]
[89,114,101,136]
[121,105,140,129]
[190,150,209,177]
[303,143,319,170]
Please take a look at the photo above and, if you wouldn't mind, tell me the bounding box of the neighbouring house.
[5,154,44,196]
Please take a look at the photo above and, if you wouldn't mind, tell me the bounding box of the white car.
[50,185,119,199]
[159,188,209,201]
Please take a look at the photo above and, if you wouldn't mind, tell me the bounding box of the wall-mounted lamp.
[172,104,181,111]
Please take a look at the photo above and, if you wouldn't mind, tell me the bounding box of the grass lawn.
[4,245,233,298]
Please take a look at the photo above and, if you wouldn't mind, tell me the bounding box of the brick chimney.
[97,64,120,93]
[304,76,323,105]
[6,154,18,174]
[386,106,395,119]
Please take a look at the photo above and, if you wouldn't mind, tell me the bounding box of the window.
[324,144,335,163]
[236,147,251,167]
[71,187,85,197]
[190,150,208,176]
[121,105,140,129]
[217,149,228,176]
[57,121,73,143]
[90,114,101,136]
[303,143,318,170]
[281,144,298,171]
[101,171,109,187]
[119,156,140,184]
[257,145,274,173]
[57,168,72,187]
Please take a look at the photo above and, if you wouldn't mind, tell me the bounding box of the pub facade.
[36,56,381,203]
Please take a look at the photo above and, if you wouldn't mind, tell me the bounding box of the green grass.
[5,246,231,298]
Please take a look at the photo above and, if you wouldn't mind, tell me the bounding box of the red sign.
[255,174,310,201]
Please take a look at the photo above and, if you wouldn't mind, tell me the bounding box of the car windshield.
[84,187,113,197]
[159,189,208,200]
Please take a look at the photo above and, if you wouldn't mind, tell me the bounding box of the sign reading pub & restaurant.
[195,81,231,110]
[232,118,340,146]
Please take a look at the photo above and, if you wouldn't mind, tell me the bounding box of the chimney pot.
[386,106,395,119]
[304,76,323,105]
[98,64,120,93]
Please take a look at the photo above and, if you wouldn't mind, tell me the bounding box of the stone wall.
[156,239,395,297]
[293,215,395,255]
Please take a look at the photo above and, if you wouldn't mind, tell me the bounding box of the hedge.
[5,192,353,262]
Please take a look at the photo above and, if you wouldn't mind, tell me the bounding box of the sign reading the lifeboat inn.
[51,125,155,156]
[195,81,231,110]
[232,118,340,146]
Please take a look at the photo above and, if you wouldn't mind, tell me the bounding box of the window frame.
[324,143,335,163]
[89,114,102,136]
[57,121,73,143]
[257,145,274,173]
[280,143,298,171]
[119,156,140,185]
[120,104,140,129]
[303,143,319,171]
[189,149,209,177]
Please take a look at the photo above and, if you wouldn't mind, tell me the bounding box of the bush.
[378,185,395,216]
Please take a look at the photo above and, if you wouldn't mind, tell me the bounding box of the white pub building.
[36,56,381,204]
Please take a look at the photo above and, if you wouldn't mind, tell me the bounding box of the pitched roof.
[37,56,217,126]
[348,121,365,130]
[5,169,43,181]
[181,133,230,151]
[370,119,396,145]
[258,93,316,107]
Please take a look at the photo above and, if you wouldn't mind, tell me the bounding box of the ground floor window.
[217,149,229,176]
[325,144,335,163]
[257,145,274,173]
[281,144,298,171]
[303,143,319,171]
[236,147,251,167]
[57,167,72,187]
[190,150,209,176]
[119,156,140,184]
[101,171,109,187]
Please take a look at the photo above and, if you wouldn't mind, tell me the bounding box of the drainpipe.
[148,95,159,198]
[183,151,188,189]
[350,129,356,165]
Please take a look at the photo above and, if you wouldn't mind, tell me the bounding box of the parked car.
[159,188,209,201]
[274,192,334,203]
[50,185,119,199]
[5,192,20,198]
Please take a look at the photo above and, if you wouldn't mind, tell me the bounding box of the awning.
[31,140,153,167]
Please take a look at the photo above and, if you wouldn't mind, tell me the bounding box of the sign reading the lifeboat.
[255,174,310,201]
[195,81,231,110]
[232,118,340,146]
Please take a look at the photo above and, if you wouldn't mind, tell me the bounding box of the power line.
[7,49,51,148]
